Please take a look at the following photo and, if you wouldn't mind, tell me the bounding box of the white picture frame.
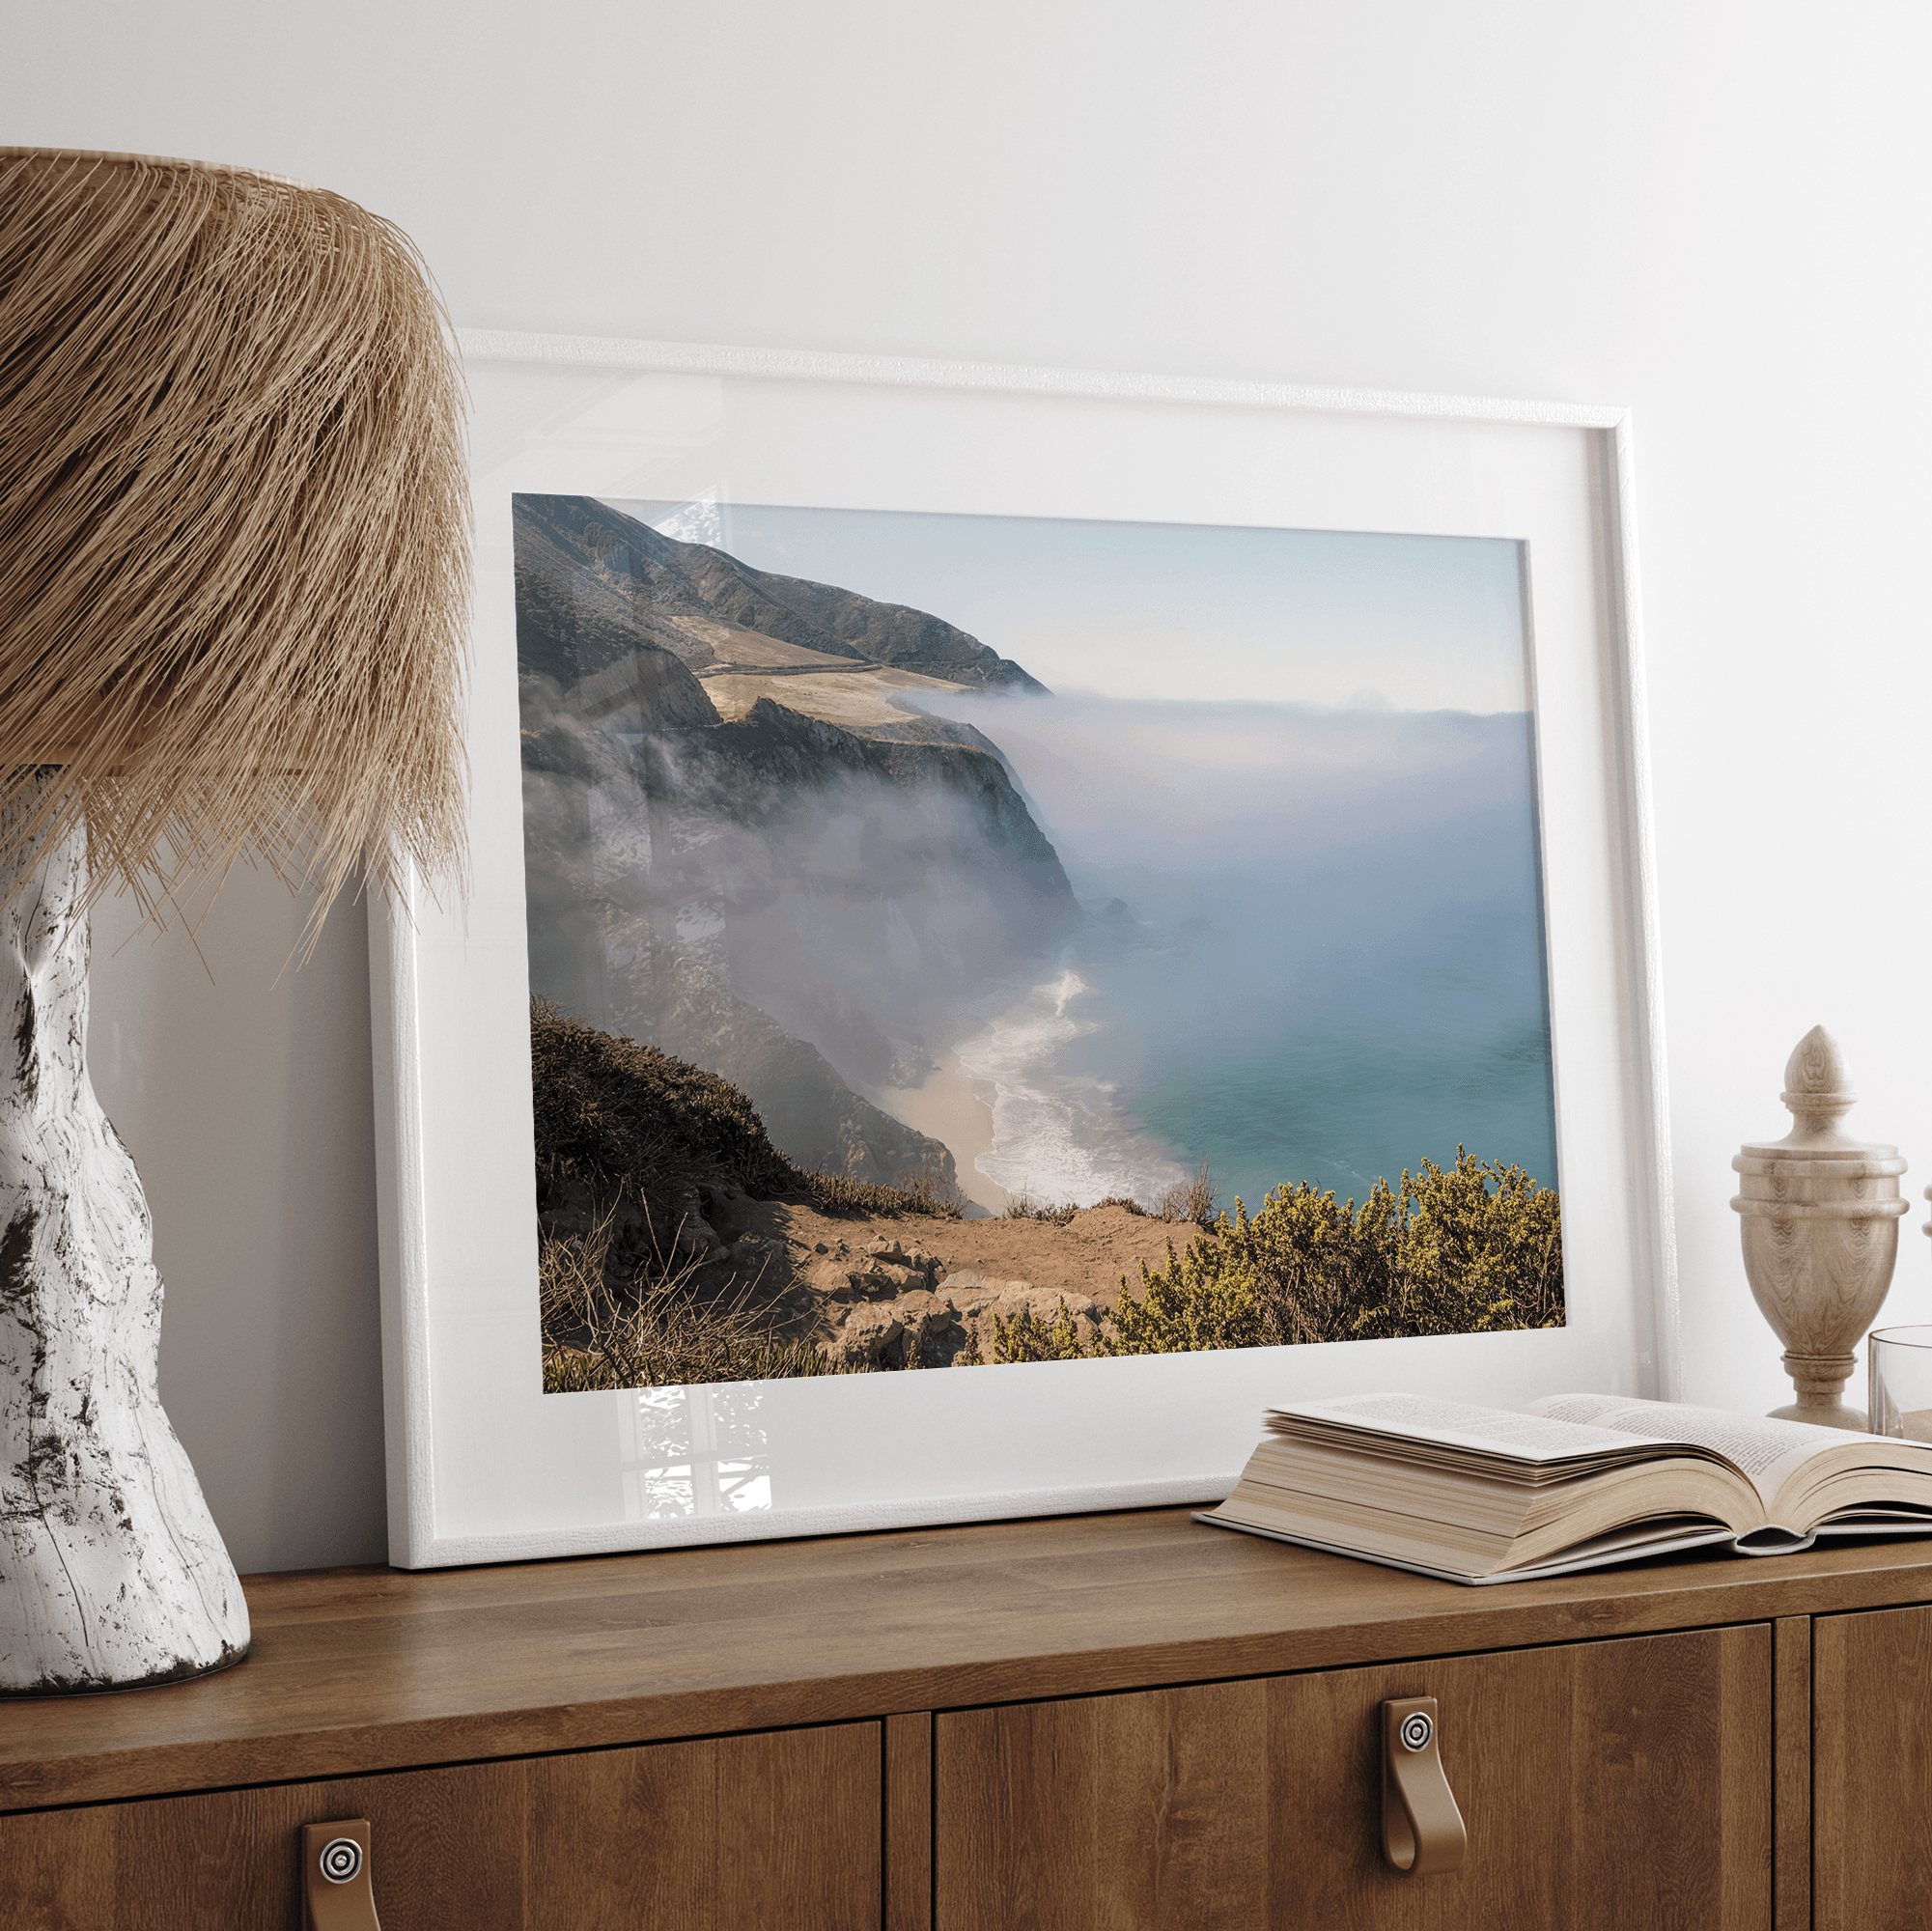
[370,332,1675,1569]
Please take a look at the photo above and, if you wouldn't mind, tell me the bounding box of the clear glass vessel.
[1867,1325,1932,1440]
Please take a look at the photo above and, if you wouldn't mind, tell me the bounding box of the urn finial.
[1733,1025,1908,1430]
[1778,1024,1858,1145]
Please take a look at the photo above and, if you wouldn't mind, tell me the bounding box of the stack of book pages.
[1198,1392,1932,1583]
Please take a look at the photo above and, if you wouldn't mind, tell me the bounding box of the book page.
[1524,1394,1847,1511]
[1270,1393,1677,1465]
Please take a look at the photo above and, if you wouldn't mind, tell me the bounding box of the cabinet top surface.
[7,1506,1932,1810]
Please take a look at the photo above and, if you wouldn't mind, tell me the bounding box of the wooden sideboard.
[6,1506,1932,1928]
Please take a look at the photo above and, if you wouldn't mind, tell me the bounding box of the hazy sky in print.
[611,498,1529,713]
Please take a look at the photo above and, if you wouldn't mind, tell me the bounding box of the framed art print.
[370,335,1676,1567]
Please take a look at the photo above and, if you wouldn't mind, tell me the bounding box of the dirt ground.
[695,1191,1209,1367]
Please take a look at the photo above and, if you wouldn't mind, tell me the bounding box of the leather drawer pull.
[1381,1697,1467,1877]
[302,1819,381,1930]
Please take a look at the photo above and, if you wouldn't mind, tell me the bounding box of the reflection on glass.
[521,490,1566,1400]
[619,1385,773,1518]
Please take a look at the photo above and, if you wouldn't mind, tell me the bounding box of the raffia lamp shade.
[0,150,469,1693]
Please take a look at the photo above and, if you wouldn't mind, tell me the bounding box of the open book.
[1196,1391,1932,1584]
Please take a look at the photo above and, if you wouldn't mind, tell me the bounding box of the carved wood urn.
[1731,1026,1908,1430]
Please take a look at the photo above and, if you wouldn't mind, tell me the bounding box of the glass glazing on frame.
[516,491,1562,1394]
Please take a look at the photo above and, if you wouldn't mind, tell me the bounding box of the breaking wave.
[953,967,1190,1208]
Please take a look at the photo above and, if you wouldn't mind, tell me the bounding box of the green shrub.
[991,1151,1561,1362]
[530,997,796,1215]
[531,997,962,1231]
[988,1301,1091,1363]
[804,1167,964,1220]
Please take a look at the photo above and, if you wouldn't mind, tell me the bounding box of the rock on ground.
[685,1192,1203,1369]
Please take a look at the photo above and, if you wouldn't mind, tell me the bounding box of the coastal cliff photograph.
[516,492,1564,1391]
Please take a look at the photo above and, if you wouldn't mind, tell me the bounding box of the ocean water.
[953,968,1192,1205]
[923,694,1558,1212]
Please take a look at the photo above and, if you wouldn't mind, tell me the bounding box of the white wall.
[10,1,1931,1573]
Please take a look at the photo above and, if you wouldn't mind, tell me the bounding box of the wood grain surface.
[3,1508,1931,1812]
[1775,1615,1811,1931]
[937,1623,1773,1930]
[0,1721,880,1930]
[1813,1601,1932,1931]
[886,1711,934,1931]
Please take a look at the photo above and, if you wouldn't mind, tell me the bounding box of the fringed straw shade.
[0,148,468,932]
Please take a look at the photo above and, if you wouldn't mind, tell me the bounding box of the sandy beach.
[871,1051,1008,1216]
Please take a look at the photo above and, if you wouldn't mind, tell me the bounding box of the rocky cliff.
[515,493,1046,691]
[516,493,1078,1188]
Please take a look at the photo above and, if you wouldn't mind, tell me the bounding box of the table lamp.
[0,149,468,1693]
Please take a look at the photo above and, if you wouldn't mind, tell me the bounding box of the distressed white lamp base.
[0,795,249,1693]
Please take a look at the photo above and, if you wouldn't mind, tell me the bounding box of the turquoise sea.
[926,693,1558,1212]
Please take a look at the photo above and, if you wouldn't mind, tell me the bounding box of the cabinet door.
[1813,1602,1932,1931]
[0,1721,880,1930]
[938,1624,1771,1930]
